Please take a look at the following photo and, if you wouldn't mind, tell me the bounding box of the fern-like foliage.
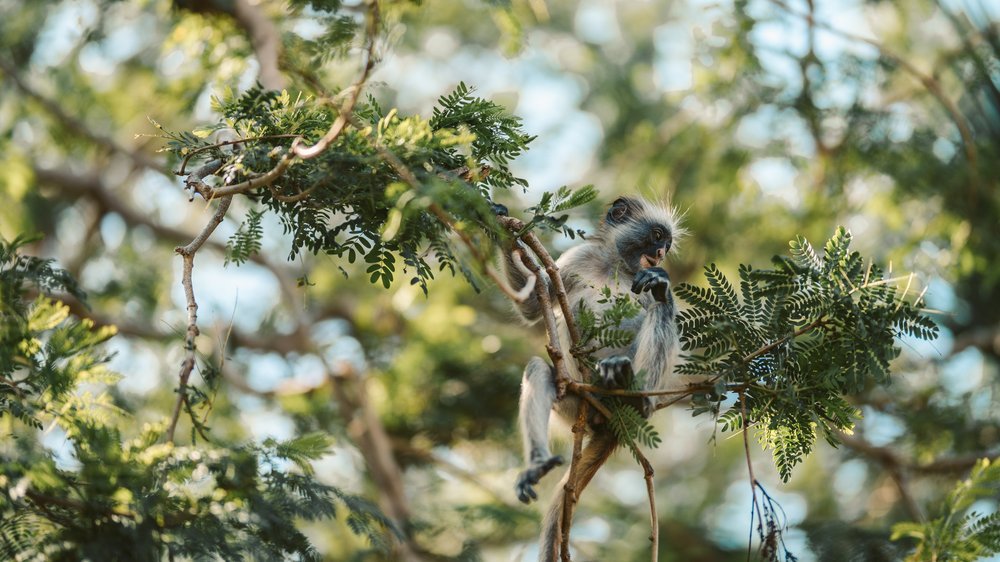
[0,236,111,428]
[164,81,535,293]
[0,240,395,560]
[608,397,663,463]
[429,81,536,194]
[675,227,938,481]
[521,184,598,239]
[0,234,83,315]
[574,285,643,361]
[225,208,265,266]
[892,458,1000,561]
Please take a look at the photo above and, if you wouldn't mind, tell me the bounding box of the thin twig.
[196,153,295,198]
[291,1,379,159]
[743,317,827,364]
[740,391,764,554]
[633,448,659,562]
[178,134,299,175]
[166,195,233,443]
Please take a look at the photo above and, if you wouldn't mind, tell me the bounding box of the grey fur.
[505,197,682,561]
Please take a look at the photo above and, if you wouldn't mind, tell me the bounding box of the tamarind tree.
[2,0,997,560]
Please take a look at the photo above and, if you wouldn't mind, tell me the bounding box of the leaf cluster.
[225,208,264,266]
[607,397,662,464]
[0,241,395,560]
[0,425,393,561]
[574,284,642,361]
[167,82,534,294]
[1,235,109,429]
[892,458,1000,561]
[674,227,938,481]
[520,184,597,239]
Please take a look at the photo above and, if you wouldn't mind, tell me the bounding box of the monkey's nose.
[657,248,666,260]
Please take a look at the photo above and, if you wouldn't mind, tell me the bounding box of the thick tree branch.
[769,0,981,198]
[327,362,423,562]
[560,401,589,562]
[0,57,165,174]
[231,0,285,90]
[838,432,998,476]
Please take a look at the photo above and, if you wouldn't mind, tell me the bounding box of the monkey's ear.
[607,198,631,223]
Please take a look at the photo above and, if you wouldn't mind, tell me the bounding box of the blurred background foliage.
[0,0,998,560]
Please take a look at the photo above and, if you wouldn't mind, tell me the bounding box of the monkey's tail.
[538,430,618,562]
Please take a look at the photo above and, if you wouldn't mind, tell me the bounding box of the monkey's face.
[605,197,674,274]
[615,221,671,273]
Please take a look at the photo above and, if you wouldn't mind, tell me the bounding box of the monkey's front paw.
[598,356,634,388]
[631,267,671,303]
[515,456,564,504]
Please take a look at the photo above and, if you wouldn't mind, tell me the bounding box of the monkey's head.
[601,196,682,274]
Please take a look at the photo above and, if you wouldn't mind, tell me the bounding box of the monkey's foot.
[515,456,564,504]
[598,356,634,388]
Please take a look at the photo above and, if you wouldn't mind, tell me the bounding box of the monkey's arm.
[630,268,679,406]
[630,294,678,392]
[596,269,678,414]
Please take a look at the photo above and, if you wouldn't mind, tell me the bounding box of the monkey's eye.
[652,228,665,241]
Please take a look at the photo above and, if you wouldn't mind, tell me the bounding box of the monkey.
[501,196,683,561]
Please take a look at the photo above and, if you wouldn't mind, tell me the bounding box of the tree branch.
[231,0,285,90]
[560,400,589,562]
[0,57,166,174]
[634,448,659,562]
[291,1,379,160]
[166,195,233,443]
[769,0,981,199]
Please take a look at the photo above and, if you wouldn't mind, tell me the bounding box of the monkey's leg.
[515,357,565,504]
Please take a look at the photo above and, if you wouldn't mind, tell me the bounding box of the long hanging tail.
[538,431,618,562]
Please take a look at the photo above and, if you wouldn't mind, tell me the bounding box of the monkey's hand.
[598,356,634,388]
[631,267,671,303]
[515,455,564,504]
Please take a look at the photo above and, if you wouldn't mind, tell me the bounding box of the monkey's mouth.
[639,254,661,269]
